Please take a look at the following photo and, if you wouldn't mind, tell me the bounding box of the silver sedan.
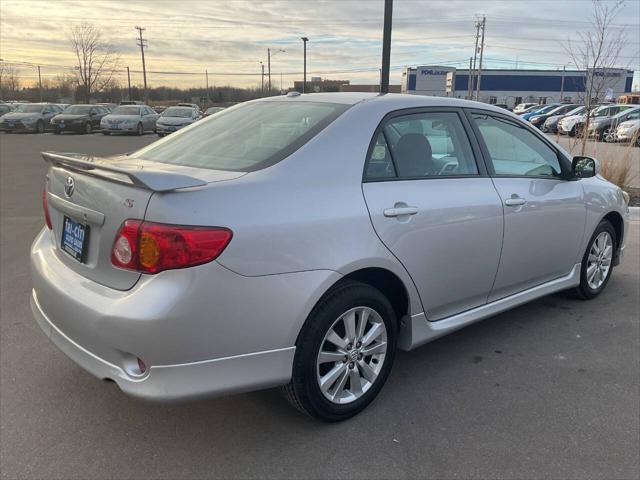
[31,93,629,421]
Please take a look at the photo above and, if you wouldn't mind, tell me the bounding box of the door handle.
[384,206,419,217]
[504,197,527,207]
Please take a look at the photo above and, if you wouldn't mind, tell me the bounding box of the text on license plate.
[61,216,89,262]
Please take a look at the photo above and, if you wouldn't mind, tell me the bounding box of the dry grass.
[562,132,638,189]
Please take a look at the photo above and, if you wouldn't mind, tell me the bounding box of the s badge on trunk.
[64,176,75,197]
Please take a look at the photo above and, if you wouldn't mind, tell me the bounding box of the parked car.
[614,119,640,146]
[50,104,109,134]
[0,103,61,133]
[513,102,539,114]
[155,106,200,137]
[543,106,585,134]
[587,106,640,142]
[529,104,580,130]
[120,100,144,105]
[32,93,629,421]
[100,105,158,135]
[203,106,225,117]
[522,104,560,121]
[558,104,611,137]
[0,103,14,117]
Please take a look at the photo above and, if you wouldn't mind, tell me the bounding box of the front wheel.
[36,120,44,133]
[85,122,93,134]
[136,123,143,136]
[283,281,397,422]
[574,220,616,299]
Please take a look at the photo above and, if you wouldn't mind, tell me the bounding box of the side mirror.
[572,156,600,178]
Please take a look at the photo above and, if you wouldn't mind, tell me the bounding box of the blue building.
[402,66,634,108]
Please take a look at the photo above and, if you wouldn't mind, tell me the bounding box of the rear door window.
[365,111,479,180]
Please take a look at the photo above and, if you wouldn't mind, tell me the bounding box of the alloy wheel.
[316,306,387,404]
[587,231,613,290]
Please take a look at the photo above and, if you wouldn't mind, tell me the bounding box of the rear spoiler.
[42,152,207,192]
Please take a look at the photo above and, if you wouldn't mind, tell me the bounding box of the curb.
[629,206,640,222]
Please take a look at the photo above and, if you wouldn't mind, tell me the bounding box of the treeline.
[1,76,279,105]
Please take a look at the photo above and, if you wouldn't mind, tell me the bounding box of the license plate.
[112,124,120,130]
[61,216,89,262]
[168,126,177,132]
[60,121,64,126]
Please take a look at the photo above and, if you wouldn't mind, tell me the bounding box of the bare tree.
[0,64,21,99]
[565,0,628,155]
[69,22,119,103]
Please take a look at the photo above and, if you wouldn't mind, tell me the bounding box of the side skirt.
[397,263,581,351]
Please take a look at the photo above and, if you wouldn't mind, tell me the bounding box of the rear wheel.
[136,123,143,136]
[574,220,616,300]
[283,281,397,422]
[85,122,92,134]
[36,120,44,134]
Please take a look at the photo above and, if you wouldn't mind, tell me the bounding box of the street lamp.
[301,37,309,93]
[267,48,285,95]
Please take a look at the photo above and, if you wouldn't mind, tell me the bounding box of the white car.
[513,102,539,114]
[615,119,640,146]
[156,106,200,137]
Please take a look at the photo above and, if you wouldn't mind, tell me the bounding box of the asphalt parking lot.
[1,132,639,479]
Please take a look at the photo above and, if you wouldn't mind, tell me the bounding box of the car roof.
[259,92,516,115]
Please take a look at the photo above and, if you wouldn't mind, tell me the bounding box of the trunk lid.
[43,151,244,290]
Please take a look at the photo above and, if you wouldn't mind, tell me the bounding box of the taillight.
[42,184,52,229]
[111,220,232,274]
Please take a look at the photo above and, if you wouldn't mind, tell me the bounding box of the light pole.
[267,48,285,95]
[380,0,393,94]
[301,37,309,93]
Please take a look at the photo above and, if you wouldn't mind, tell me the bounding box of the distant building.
[293,78,349,93]
[402,66,635,108]
[340,84,401,93]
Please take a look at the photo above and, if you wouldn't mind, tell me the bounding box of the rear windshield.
[162,107,194,118]
[65,106,92,114]
[112,106,141,115]
[133,101,349,172]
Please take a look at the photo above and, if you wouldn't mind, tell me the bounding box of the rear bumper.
[30,228,340,402]
[31,291,295,402]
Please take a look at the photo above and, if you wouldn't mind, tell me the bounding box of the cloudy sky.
[1,0,638,90]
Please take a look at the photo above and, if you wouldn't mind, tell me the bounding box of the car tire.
[283,280,397,422]
[574,220,616,300]
[568,125,576,137]
[85,122,92,134]
[136,123,143,136]
[36,120,44,134]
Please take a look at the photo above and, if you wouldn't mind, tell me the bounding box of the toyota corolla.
[31,93,629,421]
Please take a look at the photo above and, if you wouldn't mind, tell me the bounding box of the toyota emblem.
[64,176,75,197]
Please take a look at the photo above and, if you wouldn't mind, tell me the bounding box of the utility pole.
[467,57,473,99]
[37,65,42,101]
[475,16,486,102]
[135,26,148,101]
[560,65,565,102]
[126,66,132,100]
[472,19,481,96]
[380,0,393,94]
[301,37,309,93]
